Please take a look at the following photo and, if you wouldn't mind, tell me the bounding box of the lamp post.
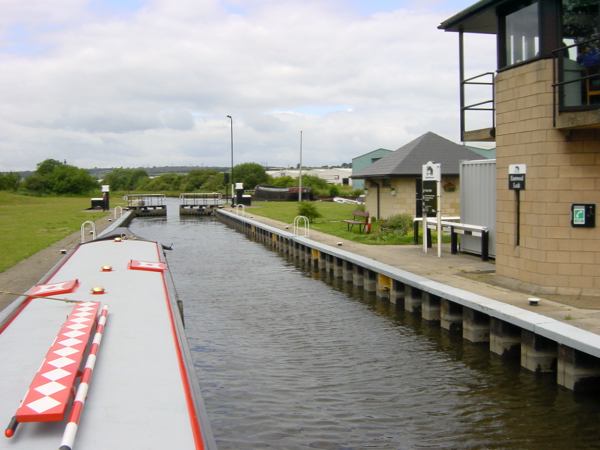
[298,130,303,202]
[227,115,234,206]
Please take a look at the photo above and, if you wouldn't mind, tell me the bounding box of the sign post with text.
[508,164,526,246]
[422,161,442,257]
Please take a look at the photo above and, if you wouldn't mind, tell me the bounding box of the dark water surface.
[131,211,600,450]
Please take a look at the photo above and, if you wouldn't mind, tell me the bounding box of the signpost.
[508,164,526,246]
[422,161,441,257]
[101,184,110,211]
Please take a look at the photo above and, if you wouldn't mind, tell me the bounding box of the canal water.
[130,211,600,450]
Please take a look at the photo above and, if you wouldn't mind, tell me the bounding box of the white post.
[437,178,442,258]
[299,130,303,202]
[422,204,427,254]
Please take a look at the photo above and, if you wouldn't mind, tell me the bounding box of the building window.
[505,2,540,66]
[560,0,600,108]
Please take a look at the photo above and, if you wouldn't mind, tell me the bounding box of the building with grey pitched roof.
[352,132,483,219]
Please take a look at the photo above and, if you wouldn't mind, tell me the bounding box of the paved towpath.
[239,211,600,336]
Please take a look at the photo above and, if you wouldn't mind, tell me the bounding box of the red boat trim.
[156,244,205,450]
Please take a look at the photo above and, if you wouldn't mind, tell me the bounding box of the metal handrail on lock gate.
[235,204,246,217]
[80,220,96,243]
[293,216,310,237]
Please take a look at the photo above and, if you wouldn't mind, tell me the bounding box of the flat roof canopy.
[438,0,506,34]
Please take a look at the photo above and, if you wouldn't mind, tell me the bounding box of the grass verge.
[0,192,108,272]
[248,201,435,245]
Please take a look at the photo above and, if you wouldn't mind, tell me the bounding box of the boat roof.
[0,237,214,449]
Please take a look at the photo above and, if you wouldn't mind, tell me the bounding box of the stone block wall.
[495,58,600,296]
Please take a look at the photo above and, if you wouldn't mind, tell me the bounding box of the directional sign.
[508,164,526,190]
[508,174,526,190]
[422,180,438,217]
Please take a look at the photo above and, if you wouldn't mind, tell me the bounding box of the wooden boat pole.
[59,305,109,450]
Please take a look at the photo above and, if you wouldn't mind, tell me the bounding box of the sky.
[0,0,496,171]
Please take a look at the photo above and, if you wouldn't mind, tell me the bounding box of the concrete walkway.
[240,211,600,336]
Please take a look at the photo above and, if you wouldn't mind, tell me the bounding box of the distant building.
[351,148,393,189]
[352,132,482,220]
[466,145,496,159]
[266,168,352,185]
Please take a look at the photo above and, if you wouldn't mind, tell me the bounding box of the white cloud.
[0,0,495,171]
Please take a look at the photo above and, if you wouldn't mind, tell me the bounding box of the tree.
[23,159,98,194]
[48,165,98,194]
[269,175,295,187]
[0,172,21,191]
[181,169,221,192]
[138,173,184,191]
[103,168,149,191]
[36,159,64,176]
[233,162,268,189]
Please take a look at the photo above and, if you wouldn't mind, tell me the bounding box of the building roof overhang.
[438,0,504,34]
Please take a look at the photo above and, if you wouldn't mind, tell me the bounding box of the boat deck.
[0,238,213,449]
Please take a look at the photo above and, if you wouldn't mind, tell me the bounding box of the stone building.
[440,0,600,295]
[352,132,482,220]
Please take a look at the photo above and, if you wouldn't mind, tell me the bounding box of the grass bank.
[248,201,422,245]
[0,192,109,272]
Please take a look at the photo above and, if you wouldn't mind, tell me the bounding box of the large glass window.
[505,2,540,65]
[560,0,600,108]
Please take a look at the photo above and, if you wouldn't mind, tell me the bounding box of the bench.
[412,217,460,246]
[343,210,370,233]
[444,221,490,261]
[413,217,490,261]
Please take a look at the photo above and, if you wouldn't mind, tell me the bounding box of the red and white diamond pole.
[59,305,109,450]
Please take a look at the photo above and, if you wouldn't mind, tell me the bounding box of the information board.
[422,180,438,217]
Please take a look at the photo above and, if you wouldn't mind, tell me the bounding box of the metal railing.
[235,204,246,217]
[460,72,495,140]
[293,216,310,237]
[80,220,96,243]
[552,35,600,126]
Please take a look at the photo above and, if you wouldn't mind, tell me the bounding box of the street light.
[227,115,234,206]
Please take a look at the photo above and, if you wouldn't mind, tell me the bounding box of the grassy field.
[0,192,111,272]
[248,201,422,244]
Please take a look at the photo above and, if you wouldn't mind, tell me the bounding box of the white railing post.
[293,215,310,237]
[80,220,96,243]
[113,205,123,219]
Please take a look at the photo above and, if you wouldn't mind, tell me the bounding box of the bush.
[380,213,413,236]
[23,159,98,195]
[0,172,21,191]
[297,201,321,223]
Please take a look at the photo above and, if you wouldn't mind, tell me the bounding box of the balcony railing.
[552,35,600,127]
[460,72,495,142]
